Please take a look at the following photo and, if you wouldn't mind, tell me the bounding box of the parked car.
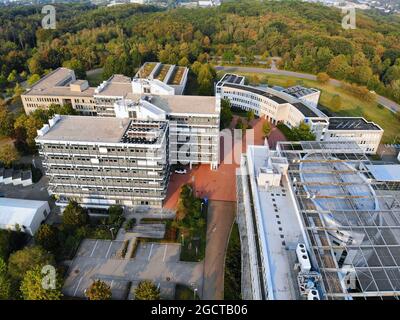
[174,168,187,174]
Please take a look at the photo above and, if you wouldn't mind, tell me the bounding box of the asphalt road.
[215,65,400,113]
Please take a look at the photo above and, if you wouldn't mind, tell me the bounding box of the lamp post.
[110,227,115,239]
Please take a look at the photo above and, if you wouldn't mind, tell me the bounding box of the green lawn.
[218,71,400,143]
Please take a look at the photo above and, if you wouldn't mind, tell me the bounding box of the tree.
[0,230,26,262]
[62,58,86,79]
[222,50,235,63]
[331,94,342,109]
[292,122,316,141]
[0,258,11,300]
[327,55,352,80]
[316,72,330,84]
[0,144,19,167]
[220,98,233,129]
[262,121,272,137]
[62,201,90,229]
[134,280,160,300]
[0,107,15,137]
[197,64,215,95]
[85,280,112,300]
[34,224,60,253]
[8,246,55,281]
[20,266,62,300]
[107,205,124,225]
[178,57,190,67]
[7,70,17,83]
[246,110,255,122]
[27,74,41,86]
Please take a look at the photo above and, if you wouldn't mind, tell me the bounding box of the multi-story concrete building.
[21,68,96,114]
[22,66,219,169]
[36,115,169,210]
[216,73,383,154]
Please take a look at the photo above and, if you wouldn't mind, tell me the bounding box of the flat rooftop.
[24,67,95,97]
[292,102,318,117]
[223,83,288,104]
[328,117,382,131]
[247,145,305,300]
[94,74,133,97]
[366,164,400,182]
[36,116,130,143]
[283,85,319,98]
[150,95,217,115]
[36,116,167,145]
[218,73,245,85]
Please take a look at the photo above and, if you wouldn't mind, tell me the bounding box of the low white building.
[217,73,383,154]
[0,198,50,236]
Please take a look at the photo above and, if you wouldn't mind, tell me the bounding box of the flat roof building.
[0,198,50,236]
[36,115,170,210]
[217,73,383,154]
[22,66,220,169]
[238,141,400,300]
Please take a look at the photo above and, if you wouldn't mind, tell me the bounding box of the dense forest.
[0,0,400,103]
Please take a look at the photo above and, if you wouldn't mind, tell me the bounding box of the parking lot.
[63,239,204,299]
[76,239,125,260]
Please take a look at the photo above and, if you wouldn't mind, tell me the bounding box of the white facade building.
[217,73,383,154]
[238,141,400,300]
[0,198,50,236]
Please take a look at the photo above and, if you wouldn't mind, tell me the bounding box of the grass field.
[218,71,400,143]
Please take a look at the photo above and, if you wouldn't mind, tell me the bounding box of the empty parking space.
[134,243,180,262]
[76,239,124,259]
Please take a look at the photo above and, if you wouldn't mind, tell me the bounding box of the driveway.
[215,65,400,113]
[63,239,204,299]
[202,200,236,300]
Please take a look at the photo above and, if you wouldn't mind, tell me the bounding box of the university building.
[36,115,170,209]
[216,74,383,154]
[22,66,220,170]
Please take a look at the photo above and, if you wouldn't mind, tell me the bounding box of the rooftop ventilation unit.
[307,289,320,300]
[296,243,311,272]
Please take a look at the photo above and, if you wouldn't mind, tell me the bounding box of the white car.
[174,168,187,174]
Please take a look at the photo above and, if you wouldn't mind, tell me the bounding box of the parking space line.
[148,243,154,261]
[110,280,114,288]
[162,244,168,262]
[73,277,83,296]
[105,241,113,258]
[90,240,98,257]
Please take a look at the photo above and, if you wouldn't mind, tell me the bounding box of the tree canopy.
[85,280,112,300]
[134,280,160,300]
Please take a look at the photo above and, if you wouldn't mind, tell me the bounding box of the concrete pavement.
[215,65,400,114]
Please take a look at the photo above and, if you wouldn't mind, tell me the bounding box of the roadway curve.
[215,65,400,114]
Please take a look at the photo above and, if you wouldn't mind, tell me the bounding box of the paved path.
[202,200,236,300]
[215,65,400,113]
